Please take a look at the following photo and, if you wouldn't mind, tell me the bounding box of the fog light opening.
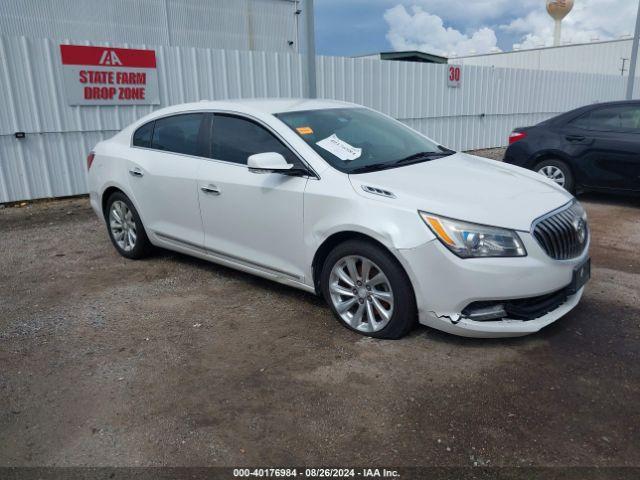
[462,304,506,322]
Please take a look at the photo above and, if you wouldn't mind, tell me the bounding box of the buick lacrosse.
[88,99,590,339]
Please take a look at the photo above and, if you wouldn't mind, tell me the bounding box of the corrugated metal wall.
[453,39,636,77]
[316,55,633,150]
[0,0,299,53]
[0,36,305,203]
[0,36,633,203]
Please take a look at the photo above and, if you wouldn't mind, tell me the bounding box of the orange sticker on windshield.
[296,126,313,135]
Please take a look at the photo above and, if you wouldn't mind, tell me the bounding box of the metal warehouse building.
[0,0,302,52]
[451,38,636,76]
[1,0,636,205]
[0,0,310,204]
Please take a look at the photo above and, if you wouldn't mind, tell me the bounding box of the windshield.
[275,107,453,174]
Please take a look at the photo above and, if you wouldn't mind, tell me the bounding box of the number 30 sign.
[448,65,462,88]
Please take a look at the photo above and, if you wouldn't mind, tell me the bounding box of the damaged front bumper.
[395,233,589,338]
[423,287,584,338]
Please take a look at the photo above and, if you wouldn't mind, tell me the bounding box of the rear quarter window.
[132,121,154,148]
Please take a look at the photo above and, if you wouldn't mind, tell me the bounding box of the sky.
[315,0,639,58]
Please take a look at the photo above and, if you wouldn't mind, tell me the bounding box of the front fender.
[303,172,436,283]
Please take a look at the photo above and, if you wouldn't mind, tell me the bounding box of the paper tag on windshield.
[316,134,362,161]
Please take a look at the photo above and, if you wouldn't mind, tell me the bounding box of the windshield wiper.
[437,145,456,155]
[390,150,454,166]
[349,149,455,174]
[349,164,390,174]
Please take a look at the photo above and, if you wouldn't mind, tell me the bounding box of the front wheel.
[321,240,417,339]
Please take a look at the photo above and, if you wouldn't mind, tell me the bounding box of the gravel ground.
[467,147,506,161]
[1,150,639,471]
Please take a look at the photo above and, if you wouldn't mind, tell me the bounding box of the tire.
[104,191,152,259]
[534,159,575,193]
[321,240,417,339]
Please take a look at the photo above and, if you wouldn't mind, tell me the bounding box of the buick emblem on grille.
[532,202,588,260]
[574,218,587,244]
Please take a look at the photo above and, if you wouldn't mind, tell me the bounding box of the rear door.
[567,105,640,191]
[127,113,208,246]
[197,113,308,281]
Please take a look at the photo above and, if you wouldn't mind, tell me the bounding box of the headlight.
[419,211,527,258]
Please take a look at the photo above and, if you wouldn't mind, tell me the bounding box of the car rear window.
[571,105,640,132]
[151,113,206,156]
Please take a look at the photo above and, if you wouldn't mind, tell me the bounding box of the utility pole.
[304,0,317,98]
[626,0,640,99]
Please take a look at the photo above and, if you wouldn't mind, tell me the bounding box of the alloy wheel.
[329,255,394,333]
[109,200,137,252]
[538,165,566,187]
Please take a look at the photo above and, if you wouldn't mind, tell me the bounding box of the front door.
[197,113,309,281]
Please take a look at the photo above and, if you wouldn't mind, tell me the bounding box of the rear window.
[132,121,154,148]
[151,113,207,156]
[571,105,640,132]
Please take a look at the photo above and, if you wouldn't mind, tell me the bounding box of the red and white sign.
[447,65,462,88]
[60,45,159,105]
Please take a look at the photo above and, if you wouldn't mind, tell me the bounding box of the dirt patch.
[1,182,639,467]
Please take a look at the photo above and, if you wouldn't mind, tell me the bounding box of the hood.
[348,152,573,231]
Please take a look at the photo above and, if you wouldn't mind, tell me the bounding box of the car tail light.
[508,131,527,144]
[87,151,95,170]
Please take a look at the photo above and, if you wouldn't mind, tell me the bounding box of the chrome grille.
[532,202,588,260]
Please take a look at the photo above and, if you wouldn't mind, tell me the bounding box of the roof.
[215,98,357,114]
[452,37,634,59]
[144,98,357,118]
[353,50,448,64]
[123,98,359,133]
[541,99,640,125]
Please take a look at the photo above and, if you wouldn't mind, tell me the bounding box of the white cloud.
[502,0,638,49]
[385,0,638,56]
[408,0,540,24]
[384,4,501,56]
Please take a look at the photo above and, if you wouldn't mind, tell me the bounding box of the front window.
[276,107,453,173]
[210,114,301,167]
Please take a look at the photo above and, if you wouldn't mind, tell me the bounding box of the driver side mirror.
[247,152,293,174]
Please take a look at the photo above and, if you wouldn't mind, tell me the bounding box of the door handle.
[565,135,586,143]
[129,168,144,177]
[200,184,221,195]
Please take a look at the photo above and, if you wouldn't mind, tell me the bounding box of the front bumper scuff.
[430,311,462,324]
[420,288,584,338]
[395,233,589,338]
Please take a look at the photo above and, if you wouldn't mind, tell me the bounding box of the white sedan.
[87,99,590,338]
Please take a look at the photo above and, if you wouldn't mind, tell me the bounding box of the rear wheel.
[534,159,574,193]
[321,240,417,339]
[105,192,152,259]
